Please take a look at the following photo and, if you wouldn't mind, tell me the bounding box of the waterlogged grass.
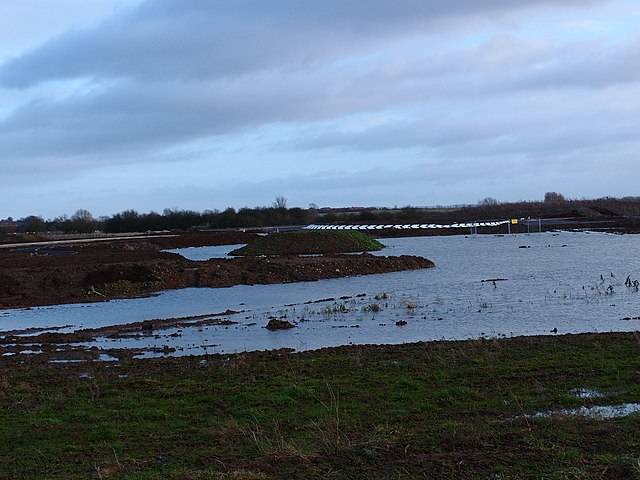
[229,231,384,256]
[2,333,640,478]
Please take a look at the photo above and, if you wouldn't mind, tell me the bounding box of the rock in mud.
[141,320,155,332]
[265,319,296,331]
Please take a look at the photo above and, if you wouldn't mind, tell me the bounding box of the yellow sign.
[510,218,519,225]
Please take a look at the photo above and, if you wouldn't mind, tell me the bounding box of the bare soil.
[0,233,433,309]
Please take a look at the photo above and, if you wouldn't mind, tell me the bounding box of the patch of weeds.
[171,470,269,480]
[322,303,350,315]
[239,419,302,458]
[362,304,381,313]
[310,384,347,456]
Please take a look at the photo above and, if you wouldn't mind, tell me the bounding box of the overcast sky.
[1,0,639,218]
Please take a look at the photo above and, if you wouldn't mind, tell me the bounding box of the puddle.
[572,388,606,399]
[47,353,118,363]
[98,353,119,362]
[2,349,43,356]
[163,244,246,260]
[531,403,640,420]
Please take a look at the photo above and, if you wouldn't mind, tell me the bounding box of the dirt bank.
[145,231,258,248]
[0,236,434,309]
[0,311,241,345]
[229,230,383,256]
[0,231,258,248]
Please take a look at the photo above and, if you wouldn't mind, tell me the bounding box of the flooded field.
[162,243,245,260]
[3,231,640,357]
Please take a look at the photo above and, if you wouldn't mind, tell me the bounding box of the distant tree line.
[3,194,640,235]
[324,194,640,226]
[3,198,317,234]
[103,206,313,233]
[19,209,98,234]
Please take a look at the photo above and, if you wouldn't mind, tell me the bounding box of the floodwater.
[2,231,640,357]
[163,244,245,260]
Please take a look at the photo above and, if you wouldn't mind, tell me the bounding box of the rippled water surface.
[3,232,640,356]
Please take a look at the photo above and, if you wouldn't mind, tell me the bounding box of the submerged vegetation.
[2,333,640,478]
[229,231,384,256]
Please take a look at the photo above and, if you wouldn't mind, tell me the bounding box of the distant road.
[0,234,178,250]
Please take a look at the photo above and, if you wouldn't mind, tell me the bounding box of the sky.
[1,0,639,218]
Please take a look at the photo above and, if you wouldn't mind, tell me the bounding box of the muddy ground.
[0,233,433,309]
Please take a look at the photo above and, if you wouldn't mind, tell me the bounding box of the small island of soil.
[0,231,434,309]
[229,230,384,256]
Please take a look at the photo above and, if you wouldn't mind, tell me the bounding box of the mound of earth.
[83,265,158,288]
[265,319,296,330]
[0,274,20,296]
[229,231,384,256]
[0,232,435,309]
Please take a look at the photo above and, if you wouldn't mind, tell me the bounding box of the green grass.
[229,231,384,256]
[2,333,640,479]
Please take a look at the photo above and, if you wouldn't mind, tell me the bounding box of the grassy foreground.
[229,231,384,256]
[2,333,640,479]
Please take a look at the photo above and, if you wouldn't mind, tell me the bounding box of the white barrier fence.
[305,220,510,231]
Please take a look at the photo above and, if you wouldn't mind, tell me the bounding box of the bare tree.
[72,209,94,222]
[70,209,96,233]
[273,196,288,209]
[544,192,566,204]
[478,197,499,206]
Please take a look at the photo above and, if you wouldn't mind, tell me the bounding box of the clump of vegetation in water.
[229,231,384,256]
[363,303,381,313]
[322,303,350,315]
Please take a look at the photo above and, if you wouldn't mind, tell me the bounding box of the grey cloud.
[296,91,640,158]
[0,72,368,163]
[2,28,640,175]
[520,40,640,89]
[0,0,605,88]
[2,0,638,216]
